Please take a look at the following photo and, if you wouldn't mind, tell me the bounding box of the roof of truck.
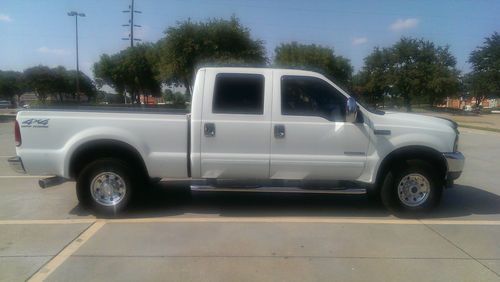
[197,66,327,76]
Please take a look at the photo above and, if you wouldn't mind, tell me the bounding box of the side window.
[212,73,264,115]
[281,76,346,121]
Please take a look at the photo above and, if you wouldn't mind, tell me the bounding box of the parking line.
[0,219,96,225]
[0,175,48,179]
[27,220,106,282]
[107,217,500,225]
[1,217,499,226]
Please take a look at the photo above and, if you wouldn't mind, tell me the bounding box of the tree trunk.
[403,93,412,112]
[184,78,192,97]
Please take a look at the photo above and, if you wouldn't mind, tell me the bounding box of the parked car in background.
[0,100,12,109]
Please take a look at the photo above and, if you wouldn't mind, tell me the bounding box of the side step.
[190,185,366,195]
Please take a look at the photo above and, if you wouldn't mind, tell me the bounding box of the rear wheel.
[381,160,442,215]
[77,158,135,215]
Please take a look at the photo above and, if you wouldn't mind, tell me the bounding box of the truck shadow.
[70,183,500,219]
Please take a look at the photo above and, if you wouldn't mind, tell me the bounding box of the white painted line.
[0,175,51,179]
[0,217,499,226]
[0,219,96,225]
[27,220,106,282]
[106,217,500,226]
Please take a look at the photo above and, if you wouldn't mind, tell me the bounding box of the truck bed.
[17,107,189,179]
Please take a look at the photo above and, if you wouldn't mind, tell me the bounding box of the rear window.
[212,73,264,115]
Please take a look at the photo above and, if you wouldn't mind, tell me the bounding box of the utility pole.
[122,0,142,47]
[67,11,85,101]
[122,0,141,103]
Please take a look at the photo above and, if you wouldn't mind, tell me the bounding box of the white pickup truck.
[9,67,464,214]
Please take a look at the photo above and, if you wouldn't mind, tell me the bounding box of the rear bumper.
[443,152,465,181]
[8,156,26,174]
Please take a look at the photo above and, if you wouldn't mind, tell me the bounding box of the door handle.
[274,124,285,138]
[204,123,216,137]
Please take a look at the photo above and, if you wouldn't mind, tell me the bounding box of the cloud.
[389,18,419,31]
[37,46,71,56]
[0,14,12,22]
[352,37,368,46]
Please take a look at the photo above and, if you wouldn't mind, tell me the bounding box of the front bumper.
[443,152,465,181]
[8,156,26,174]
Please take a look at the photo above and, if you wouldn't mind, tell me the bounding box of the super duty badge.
[21,118,50,128]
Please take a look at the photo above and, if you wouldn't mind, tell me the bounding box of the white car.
[9,67,464,214]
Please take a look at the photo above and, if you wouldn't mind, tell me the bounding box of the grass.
[458,123,500,133]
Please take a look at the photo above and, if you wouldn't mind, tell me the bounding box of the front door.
[270,73,370,180]
[200,69,273,179]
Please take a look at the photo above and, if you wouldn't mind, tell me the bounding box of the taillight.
[14,120,21,147]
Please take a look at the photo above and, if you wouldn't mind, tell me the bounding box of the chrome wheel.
[90,172,127,206]
[397,173,430,207]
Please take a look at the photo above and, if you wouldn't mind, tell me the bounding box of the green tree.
[0,70,25,105]
[94,44,161,103]
[467,32,500,106]
[156,16,267,95]
[23,66,96,103]
[354,47,392,105]
[357,38,459,111]
[274,42,353,88]
[67,70,97,102]
[23,66,56,102]
[163,89,188,107]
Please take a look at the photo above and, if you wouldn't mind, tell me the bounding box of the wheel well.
[376,146,447,188]
[69,139,149,180]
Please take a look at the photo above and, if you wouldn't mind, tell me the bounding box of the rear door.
[200,69,273,179]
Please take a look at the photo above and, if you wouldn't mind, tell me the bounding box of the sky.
[1,0,499,79]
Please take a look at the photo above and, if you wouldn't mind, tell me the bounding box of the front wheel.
[381,161,443,215]
[76,158,134,215]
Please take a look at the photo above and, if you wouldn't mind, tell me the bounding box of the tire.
[76,158,135,215]
[381,160,443,215]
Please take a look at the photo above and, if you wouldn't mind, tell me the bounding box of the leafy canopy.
[356,37,459,110]
[23,65,95,102]
[274,42,353,88]
[156,16,267,95]
[94,44,161,103]
[466,32,500,105]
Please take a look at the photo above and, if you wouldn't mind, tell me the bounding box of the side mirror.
[346,97,358,123]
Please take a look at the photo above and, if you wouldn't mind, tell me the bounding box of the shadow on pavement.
[69,183,500,219]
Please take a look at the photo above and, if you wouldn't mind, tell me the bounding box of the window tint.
[281,76,346,121]
[213,73,264,114]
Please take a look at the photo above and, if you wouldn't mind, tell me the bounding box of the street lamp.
[67,11,85,101]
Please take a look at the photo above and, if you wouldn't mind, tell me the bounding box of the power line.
[122,0,142,47]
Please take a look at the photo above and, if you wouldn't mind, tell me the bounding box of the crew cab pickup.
[9,67,465,214]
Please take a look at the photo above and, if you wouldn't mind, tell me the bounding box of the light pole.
[67,11,85,101]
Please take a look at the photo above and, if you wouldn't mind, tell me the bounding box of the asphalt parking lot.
[0,120,499,281]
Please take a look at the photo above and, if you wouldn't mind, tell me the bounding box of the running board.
[190,185,366,195]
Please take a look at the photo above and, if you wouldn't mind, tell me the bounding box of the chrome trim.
[8,156,26,174]
[90,172,127,206]
[345,97,358,123]
[344,152,366,156]
[443,152,465,173]
[191,185,367,194]
[397,173,431,207]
